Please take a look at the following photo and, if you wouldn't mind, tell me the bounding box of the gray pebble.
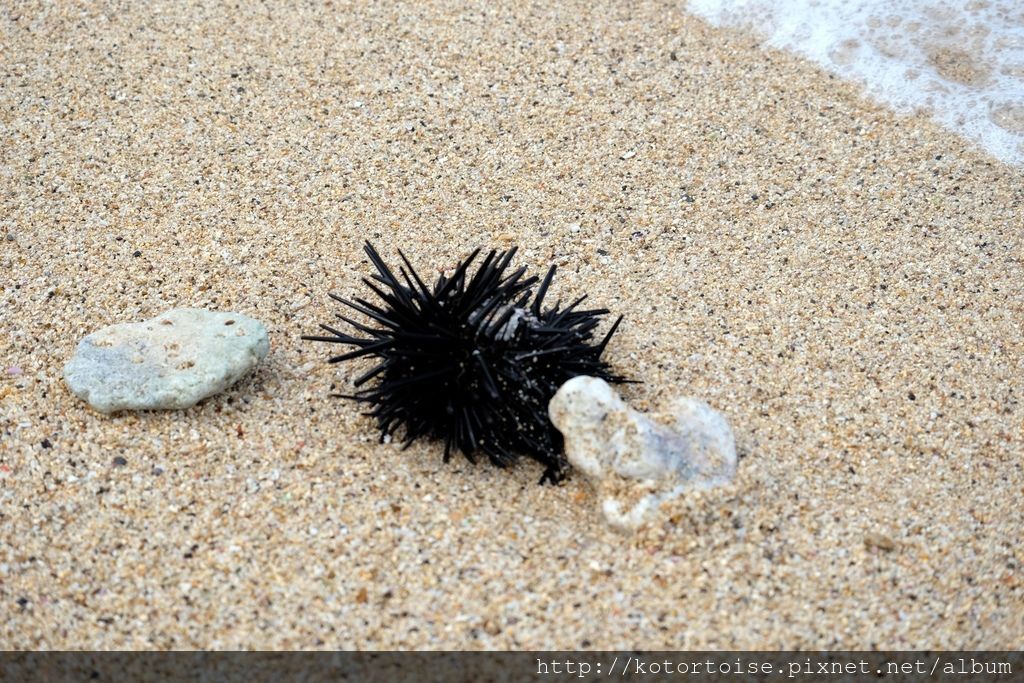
[63,308,270,413]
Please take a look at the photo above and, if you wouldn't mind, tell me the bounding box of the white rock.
[549,376,736,531]
[64,308,269,414]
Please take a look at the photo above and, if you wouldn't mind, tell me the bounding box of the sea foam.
[688,0,1024,166]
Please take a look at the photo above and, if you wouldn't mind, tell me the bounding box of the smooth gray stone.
[64,308,269,413]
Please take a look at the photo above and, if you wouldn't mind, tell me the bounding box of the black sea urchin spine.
[303,242,627,483]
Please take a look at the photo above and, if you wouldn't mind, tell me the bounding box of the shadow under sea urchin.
[302,242,629,484]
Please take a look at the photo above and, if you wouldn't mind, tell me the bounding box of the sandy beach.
[2,0,1022,649]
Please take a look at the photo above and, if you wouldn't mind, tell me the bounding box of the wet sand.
[1,0,1022,648]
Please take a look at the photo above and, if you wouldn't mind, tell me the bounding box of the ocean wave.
[688,0,1024,166]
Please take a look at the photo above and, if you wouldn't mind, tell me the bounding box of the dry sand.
[2,0,1022,649]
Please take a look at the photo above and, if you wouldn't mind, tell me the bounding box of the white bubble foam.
[688,0,1024,166]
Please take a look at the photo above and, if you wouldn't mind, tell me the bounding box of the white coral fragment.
[549,376,737,531]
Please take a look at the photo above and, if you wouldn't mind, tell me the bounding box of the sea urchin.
[302,242,627,483]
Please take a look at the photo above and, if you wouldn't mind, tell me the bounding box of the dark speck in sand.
[597,248,609,256]
[112,456,128,467]
[40,439,52,449]
[133,250,142,257]
[16,597,29,609]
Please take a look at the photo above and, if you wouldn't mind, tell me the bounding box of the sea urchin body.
[302,242,627,483]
